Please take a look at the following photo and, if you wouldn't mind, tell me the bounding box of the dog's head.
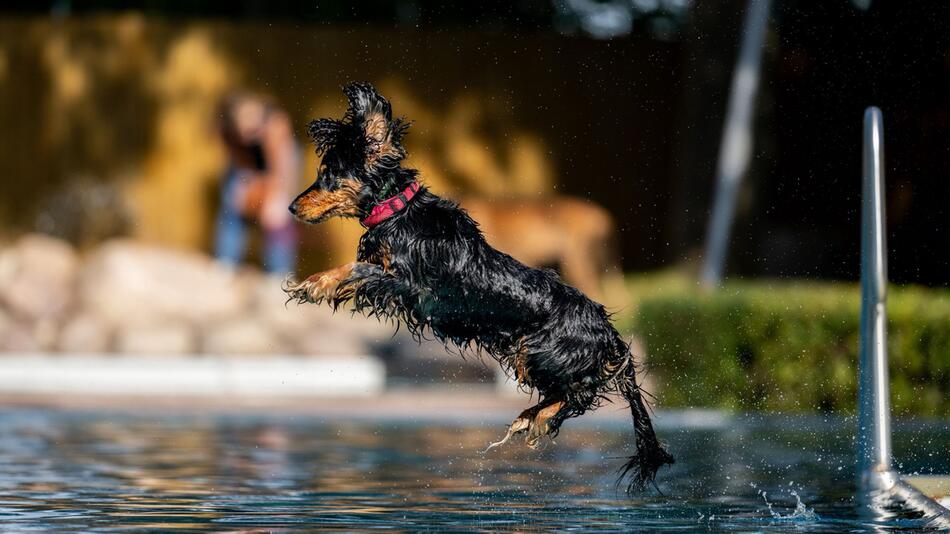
[289,82,411,224]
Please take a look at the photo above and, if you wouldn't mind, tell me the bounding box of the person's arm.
[255,111,298,229]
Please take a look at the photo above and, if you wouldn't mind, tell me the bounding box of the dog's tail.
[617,363,674,493]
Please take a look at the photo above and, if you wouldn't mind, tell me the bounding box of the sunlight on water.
[0,409,945,531]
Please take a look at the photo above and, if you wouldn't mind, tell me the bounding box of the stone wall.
[0,233,393,357]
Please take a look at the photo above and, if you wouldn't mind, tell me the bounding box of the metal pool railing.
[856,106,950,527]
[700,0,772,287]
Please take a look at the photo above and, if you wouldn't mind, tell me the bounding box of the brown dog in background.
[460,195,628,307]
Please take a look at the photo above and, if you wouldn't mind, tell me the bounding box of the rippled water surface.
[0,408,946,531]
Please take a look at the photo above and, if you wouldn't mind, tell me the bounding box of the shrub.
[623,273,950,417]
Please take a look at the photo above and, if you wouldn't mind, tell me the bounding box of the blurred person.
[214,91,299,274]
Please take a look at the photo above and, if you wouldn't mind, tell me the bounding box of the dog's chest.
[357,239,393,273]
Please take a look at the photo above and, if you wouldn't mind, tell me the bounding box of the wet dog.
[284,82,673,491]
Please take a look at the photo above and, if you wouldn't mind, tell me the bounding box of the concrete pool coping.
[0,354,724,429]
[0,353,740,427]
[0,352,386,397]
[903,476,950,510]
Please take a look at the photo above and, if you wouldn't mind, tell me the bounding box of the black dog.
[284,82,673,491]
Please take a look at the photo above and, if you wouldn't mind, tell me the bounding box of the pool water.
[0,408,946,531]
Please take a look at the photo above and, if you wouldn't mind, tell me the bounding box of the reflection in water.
[0,410,945,530]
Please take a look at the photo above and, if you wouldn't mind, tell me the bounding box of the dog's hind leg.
[524,399,565,448]
[483,398,565,452]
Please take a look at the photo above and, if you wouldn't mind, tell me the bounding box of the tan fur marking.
[514,340,531,387]
[293,178,363,222]
[285,263,357,304]
[364,113,389,144]
[525,400,565,448]
[364,242,393,273]
[483,398,565,453]
[304,263,354,293]
[535,401,564,424]
[362,112,403,170]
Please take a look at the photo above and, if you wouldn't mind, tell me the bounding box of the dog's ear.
[343,82,409,170]
[308,118,345,156]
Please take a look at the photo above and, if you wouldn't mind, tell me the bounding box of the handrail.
[856,106,891,477]
[699,0,772,287]
[855,107,950,528]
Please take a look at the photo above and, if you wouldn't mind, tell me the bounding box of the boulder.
[2,317,59,352]
[0,309,9,345]
[201,318,285,355]
[115,322,194,354]
[0,234,78,321]
[294,326,371,357]
[57,313,112,353]
[251,273,332,337]
[324,310,394,343]
[79,240,251,328]
[252,273,395,353]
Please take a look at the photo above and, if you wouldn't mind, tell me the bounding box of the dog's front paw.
[282,273,339,305]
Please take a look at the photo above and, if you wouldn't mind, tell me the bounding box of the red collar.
[360,181,421,228]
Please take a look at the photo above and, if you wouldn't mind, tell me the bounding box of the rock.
[201,318,285,355]
[0,309,10,345]
[57,313,111,353]
[2,320,40,352]
[252,272,395,354]
[251,273,332,337]
[324,310,394,344]
[79,240,251,328]
[115,322,194,354]
[0,234,78,321]
[294,326,371,357]
[292,309,394,357]
[2,317,59,352]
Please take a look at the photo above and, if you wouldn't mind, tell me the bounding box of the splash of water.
[758,487,818,521]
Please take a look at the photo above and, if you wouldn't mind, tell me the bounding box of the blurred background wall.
[0,0,946,284]
[0,9,680,277]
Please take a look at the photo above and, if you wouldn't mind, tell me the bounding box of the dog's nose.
[288,203,298,216]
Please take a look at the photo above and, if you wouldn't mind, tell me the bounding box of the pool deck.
[0,353,387,398]
[0,352,740,429]
[904,476,950,509]
[0,353,517,417]
[0,387,516,414]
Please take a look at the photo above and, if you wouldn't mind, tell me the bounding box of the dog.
[283,82,673,491]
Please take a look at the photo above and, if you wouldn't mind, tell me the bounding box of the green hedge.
[623,274,949,417]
